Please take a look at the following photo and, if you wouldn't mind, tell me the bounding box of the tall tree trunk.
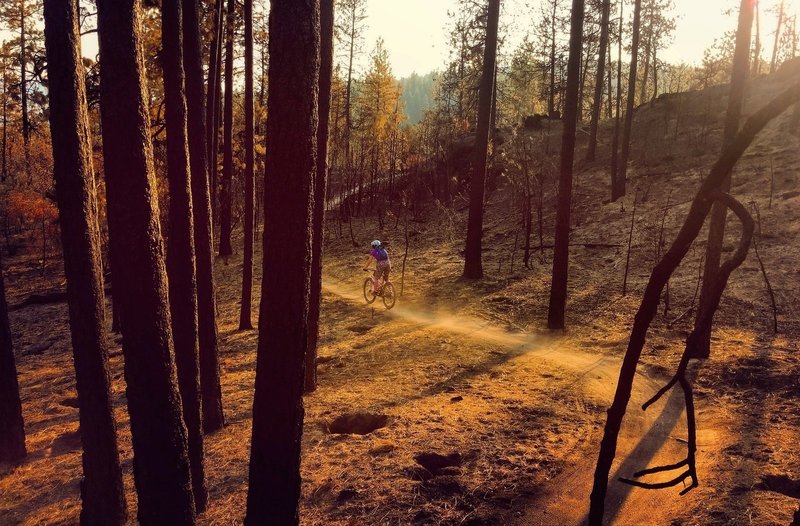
[305,0,334,393]
[606,36,613,119]
[547,0,585,330]
[548,0,557,117]
[239,0,255,330]
[205,0,224,225]
[692,0,754,359]
[587,0,611,161]
[1,57,7,182]
[0,254,25,462]
[463,0,500,280]
[651,45,658,101]
[95,0,196,522]
[770,1,784,74]
[244,0,319,523]
[753,0,761,76]
[615,0,643,201]
[639,33,651,104]
[183,0,225,434]
[218,0,236,257]
[19,1,28,145]
[610,3,623,195]
[43,1,127,522]
[161,0,207,511]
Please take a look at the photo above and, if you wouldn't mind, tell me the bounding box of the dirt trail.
[323,274,696,525]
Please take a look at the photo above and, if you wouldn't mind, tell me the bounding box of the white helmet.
[371,239,381,248]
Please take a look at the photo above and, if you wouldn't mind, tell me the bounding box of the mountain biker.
[363,239,391,295]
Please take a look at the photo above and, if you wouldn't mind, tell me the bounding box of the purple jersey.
[371,247,389,262]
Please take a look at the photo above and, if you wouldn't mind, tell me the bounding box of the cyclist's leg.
[371,267,381,293]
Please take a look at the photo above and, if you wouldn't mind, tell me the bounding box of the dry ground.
[1,72,799,525]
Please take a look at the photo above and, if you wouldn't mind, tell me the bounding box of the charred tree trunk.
[615,0,642,201]
[770,1,784,74]
[610,4,624,196]
[43,1,127,522]
[239,0,255,330]
[463,0,500,280]
[244,0,319,523]
[587,0,611,162]
[0,255,25,462]
[161,0,207,511]
[182,0,225,433]
[218,0,236,258]
[205,0,224,223]
[305,0,334,393]
[96,0,196,522]
[693,0,754,359]
[589,79,800,525]
[546,0,585,330]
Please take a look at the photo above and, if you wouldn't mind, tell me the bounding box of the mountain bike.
[363,269,396,309]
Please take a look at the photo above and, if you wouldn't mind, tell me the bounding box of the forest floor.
[2,73,800,525]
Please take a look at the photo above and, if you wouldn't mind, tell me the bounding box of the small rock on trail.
[328,412,388,435]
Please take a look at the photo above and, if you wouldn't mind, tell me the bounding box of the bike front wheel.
[382,282,396,309]
[363,278,377,304]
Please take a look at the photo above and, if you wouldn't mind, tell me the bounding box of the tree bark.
[463,0,500,279]
[205,0,224,224]
[244,0,319,522]
[589,79,800,525]
[239,0,255,330]
[161,0,207,511]
[305,0,334,393]
[615,0,642,201]
[218,0,236,257]
[546,0,585,330]
[43,1,127,522]
[693,0,754,359]
[0,254,25,463]
[182,0,225,433]
[95,0,196,522]
[587,0,611,161]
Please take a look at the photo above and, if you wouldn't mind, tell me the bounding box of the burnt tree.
[586,0,611,162]
[161,0,207,511]
[182,0,225,432]
[693,0,754,359]
[588,80,800,525]
[244,0,319,522]
[43,0,127,521]
[547,0,585,330]
[96,0,196,522]
[239,0,255,330]
[305,0,334,393]
[0,254,25,462]
[615,0,642,201]
[218,0,236,257]
[463,0,500,279]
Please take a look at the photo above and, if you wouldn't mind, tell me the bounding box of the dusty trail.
[323,274,696,525]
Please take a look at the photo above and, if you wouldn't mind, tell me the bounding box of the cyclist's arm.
[362,256,372,270]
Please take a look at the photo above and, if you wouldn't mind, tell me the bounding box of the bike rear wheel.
[363,278,376,304]
[382,282,396,309]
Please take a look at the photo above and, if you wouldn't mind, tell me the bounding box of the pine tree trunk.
[183,0,225,434]
[95,1,196,522]
[615,0,642,201]
[547,0,585,330]
[548,0,557,117]
[161,0,207,511]
[218,0,236,257]
[753,2,761,76]
[0,254,25,463]
[19,1,28,145]
[239,0,255,330]
[305,0,334,393]
[463,0,500,280]
[610,2,623,195]
[43,1,127,522]
[587,0,611,161]
[205,0,224,224]
[693,0,754,359]
[244,0,319,522]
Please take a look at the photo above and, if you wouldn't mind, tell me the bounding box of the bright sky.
[2,0,796,79]
[364,0,793,78]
